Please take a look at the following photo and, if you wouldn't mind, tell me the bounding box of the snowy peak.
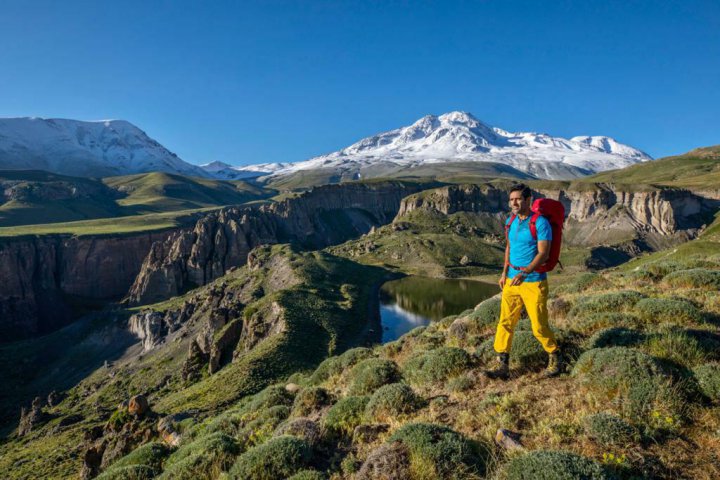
[0,117,208,178]
[340,111,500,157]
[232,111,652,181]
[200,161,235,172]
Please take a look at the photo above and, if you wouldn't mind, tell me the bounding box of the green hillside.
[0,170,272,233]
[103,172,267,212]
[0,170,125,227]
[587,145,720,189]
[2,237,718,479]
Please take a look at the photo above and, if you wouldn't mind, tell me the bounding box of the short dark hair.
[509,183,532,199]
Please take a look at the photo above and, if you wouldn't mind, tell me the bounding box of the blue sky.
[1,0,718,165]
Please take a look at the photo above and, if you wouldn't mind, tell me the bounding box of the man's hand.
[510,272,526,286]
[498,274,506,289]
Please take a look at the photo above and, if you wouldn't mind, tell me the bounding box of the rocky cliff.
[395,183,717,262]
[0,231,172,341]
[126,181,425,305]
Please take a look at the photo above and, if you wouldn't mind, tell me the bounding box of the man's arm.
[499,241,510,288]
[510,240,549,286]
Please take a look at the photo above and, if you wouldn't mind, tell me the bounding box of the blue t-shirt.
[506,214,552,282]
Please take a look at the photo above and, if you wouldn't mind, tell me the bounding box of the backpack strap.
[529,212,540,241]
[505,214,517,240]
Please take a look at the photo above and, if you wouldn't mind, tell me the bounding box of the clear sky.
[1,0,718,166]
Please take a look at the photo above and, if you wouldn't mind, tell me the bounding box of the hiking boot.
[486,353,510,380]
[543,351,562,378]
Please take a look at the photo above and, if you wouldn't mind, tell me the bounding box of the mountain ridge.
[229,111,653,181]
[0,117,208,178]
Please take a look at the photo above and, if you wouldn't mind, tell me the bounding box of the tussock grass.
[504,450,611,480]
[229,435,312,480]
[322,396,370,436]
[363,383,424,422]
[403,347,474,385]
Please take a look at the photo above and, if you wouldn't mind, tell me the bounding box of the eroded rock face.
[128,310,183,351]
[0,231,172,342]
[396,183,717,263]
[127,182,422,306]
[18,396,45,436]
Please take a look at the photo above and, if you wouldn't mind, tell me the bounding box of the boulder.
[127,395,149,416]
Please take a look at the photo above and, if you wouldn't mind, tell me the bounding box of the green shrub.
[309,347,374,384]
[568,273,612,293]
[466,297,501,327]
[347,358,402,395]
[585,327,645,349]
[635,298,704,325]
[364,383,424,421]
[160,432,240,479]
[244,385,295,412]
[292,387,332,416]
[505,450,611,480]
[572,347,675,418]
[229,436,312,480]
[644,259,716,279]
[322,396,370,436]
[643,326,710,368]
[274,418,321,446]
[103,442,171,476]
[341,453,362,475]
[96,465,156,480]
[447,374,474,393]
[644,261,683,278]
[623,269,658,284]
[403,347,473,385]
[573,312,639,333]
[239,405,291,447]
[287,470,325,480]
[569,291,645,318]
[406,326,427,338]
[583,413,639,446]
[108,409,132,430]
[663,268,720,289]
[477,331,546,370]
[693,363,720,401]
[388,423,483,478]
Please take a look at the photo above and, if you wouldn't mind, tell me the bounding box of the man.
[486,183,561,380]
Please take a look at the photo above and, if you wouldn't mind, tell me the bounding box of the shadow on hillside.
[0,308,138,434]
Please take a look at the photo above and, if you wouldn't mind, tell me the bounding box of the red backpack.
[505,198,565,273]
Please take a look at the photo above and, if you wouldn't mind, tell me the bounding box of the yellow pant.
[493,279,558,354]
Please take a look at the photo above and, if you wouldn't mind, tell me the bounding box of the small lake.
[379,276,499,343]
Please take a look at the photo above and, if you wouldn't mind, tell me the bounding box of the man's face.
[509,191,531,215]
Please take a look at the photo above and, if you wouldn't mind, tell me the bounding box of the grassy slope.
[68,234,720,479]
[586,145,720,189]
[102,172,267,212]
[0,245,388,478]
[0,207,218,237]
[0,170,271,233]
[329,208,507,278]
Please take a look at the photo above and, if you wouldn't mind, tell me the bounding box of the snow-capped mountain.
[0,117,209,178]
[198,160,269,180]
[229,111,652,181]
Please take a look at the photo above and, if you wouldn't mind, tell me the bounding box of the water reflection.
[379,276,498,343]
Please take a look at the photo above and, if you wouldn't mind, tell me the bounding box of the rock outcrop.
[395,183,717,265]
[127,181,423,305]
[0,230,172,341]
[133,248,304,380]
[18,396,46,436]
